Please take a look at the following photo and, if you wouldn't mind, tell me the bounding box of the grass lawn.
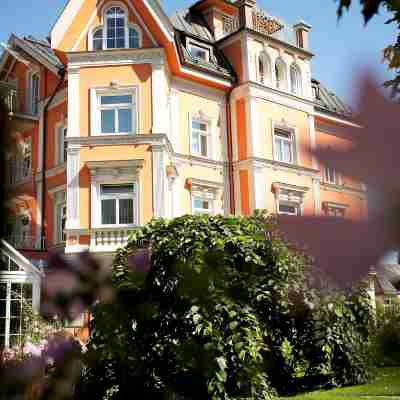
[280,367,400,399]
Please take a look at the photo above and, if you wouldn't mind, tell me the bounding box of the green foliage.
[336,0,400,99]
[80,214,374,399]
[373,301,400,366]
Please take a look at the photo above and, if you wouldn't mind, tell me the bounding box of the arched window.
[290,63,302,95]
[258,52,271,85]
[105,6,126,49]
[92,27,103,50]
[129,27,140,49]
[275,58,287,90]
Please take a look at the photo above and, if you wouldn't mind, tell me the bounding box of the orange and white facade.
[1,0,368,260]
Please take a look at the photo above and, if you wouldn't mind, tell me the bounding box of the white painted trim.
[308,114,318,170]
[4,59,16,81]
[51,0,86,48]
[142,0,175,42]
[73,0,106,51]
[314,111,361,128]
[312,178,321,216]
[66,146,80,230]
[180,66,232,88]
[151,61,168,134]
[126,1,157,47]
[67,67,80,138]
[90,86,139,136]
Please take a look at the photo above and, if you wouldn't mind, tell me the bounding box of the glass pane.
[11,284,21,299]
[22,284,33,300]
[275,139,283,161]
[119,199,134,224]
[10,318,21,334]
[118,109,132,132]
[283,142,292,163]
[200,135,208,157]
[101,95,132,105]
[192,121,207,131]
[0,319,5,335]
[101,199,116,225]
[116,18,124,27]
[0,283,7,299]
[116,28,124,37]
[107,38,115,49]
[107,18,116,28]
[101,110,115,133]
[10,260,20,272]
[0,255,8,271]
[192,133,200,154]
[101,185,134,195]
[10,300,21,317]
[9,335,21,347]
[129,29,139,48]
[279,204,298,215]
[116,38,125,49]
[0,301,6,317]
[93,38,103,51]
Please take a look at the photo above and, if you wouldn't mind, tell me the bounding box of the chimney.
[293,20,312,50]
[237,0,256,29]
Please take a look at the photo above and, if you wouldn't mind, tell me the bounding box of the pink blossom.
[23,342,42,358]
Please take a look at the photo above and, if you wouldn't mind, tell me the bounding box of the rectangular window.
[192,196,213,215]
[99,93,135,134]
[29,73,40,115]
[274,128,294,164]
[191,119,209,157]
[188,42,211,62]
[325,166,338,184]
[57,126,68,165]
[56,203,67,243]
[0,282,33,348]
[22,142,32,179]
[100,184,136,226]
[278,201,300,216]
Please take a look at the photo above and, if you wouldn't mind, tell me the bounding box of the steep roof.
[312,78,352,118]
[22,36,63,70]
[171,9,214,42]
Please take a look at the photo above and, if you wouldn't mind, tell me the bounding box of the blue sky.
[0,0,396,105]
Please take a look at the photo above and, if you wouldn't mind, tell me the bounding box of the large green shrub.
[373,301,400,366]
[79,214,374,399]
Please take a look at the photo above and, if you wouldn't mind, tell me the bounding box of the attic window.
[187,40,211,62]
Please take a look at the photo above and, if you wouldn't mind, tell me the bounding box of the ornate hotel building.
[0,0,367,345]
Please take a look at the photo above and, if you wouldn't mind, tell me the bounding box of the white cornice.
[66,133,174,155]
[171,77,226,104]
[180,66,232,89]
[173,153,224,169]
[67,48,165,68]
[235,157,319,178]
[320,182,367,199]
[314,111,362,129]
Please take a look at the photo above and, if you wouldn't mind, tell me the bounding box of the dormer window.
[187,40,211,62]
[275,58,287,90]
[290,63,302,96]
[90,5,142,51]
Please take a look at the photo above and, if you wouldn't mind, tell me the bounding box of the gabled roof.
[171,9,214,42]
[0,34,63,77]
[312,78,352,118]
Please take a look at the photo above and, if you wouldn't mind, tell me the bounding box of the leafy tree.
[79,214,373,399]
[336,0,400,98]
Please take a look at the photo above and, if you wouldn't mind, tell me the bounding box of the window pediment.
[87,159,144,179]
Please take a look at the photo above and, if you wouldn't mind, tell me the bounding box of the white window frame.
[325,165,340,185]
[190,116,212,159]
[27,71,40,115]
[104,5,128,50]
[187,39,212,62]
[53,190,67,244]
[90,87,138,136]
[258,52,272,85]
[92,181,139,228]
[273,127,296,165]
[55,122,68,166]
[278,200,301,216]
[290,63,302,96]
[0,254,40,349]
[192,195,214,215]
[275,58,287,90]
[90,26,104,51]
[21,140,32,179]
